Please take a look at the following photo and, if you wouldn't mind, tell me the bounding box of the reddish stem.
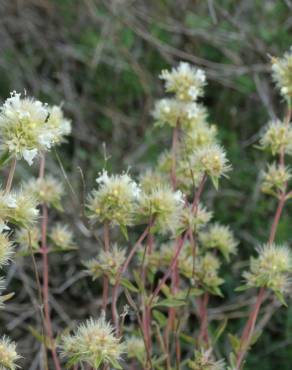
[111,225,151,332]
[102,221,110,312]
[236,103,291,369]
[236,288,265,369]
[171,121,179,189]
[198,292,210,344]
[150,175,207,306]
[39,155,61,370]
[268,191,286,245]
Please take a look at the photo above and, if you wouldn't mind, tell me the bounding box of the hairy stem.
[4,156,17,194]
[236,287,265,369]
[111,225,151,332]
[39,155,61,370]
[102,221,110,313]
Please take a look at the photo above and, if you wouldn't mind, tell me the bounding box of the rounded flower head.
[185,123,217,154]
[126,336,146,362]
[0,336,21,370]
[138,185,184,235]
[15,226,40,251]
[199,223,238,261]
[159,62,206,101]
[0,91,50,165]
[139,170,168,194]
[195,253,223,295]
[188,348,225,370]
[158,150,204,193]
[192,144,231,183]
[46,105,71,145]
[261,163,291,197]
[271,47,292,99]
[84,244,126,284]
[260,120,292,156]
[243,244,292,294]
[5,190,39,228]
[25,176,64,209]
[60,316,124,369]
[153,99,207,128]
[178,203,212,234]
[0,233,14,268]
[49,223,75,250]
[87,170,140,228]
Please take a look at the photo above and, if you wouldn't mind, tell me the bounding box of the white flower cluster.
[60,316,124,369]
[271,47,292,99]
[160,62,206,101]
[0,91,71,165]
[88,170,141,228]
[153,62,231,190]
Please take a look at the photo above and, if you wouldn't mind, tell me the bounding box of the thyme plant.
[0,48,291,370]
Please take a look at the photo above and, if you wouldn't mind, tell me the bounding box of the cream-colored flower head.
[46,105,71,145]
[138,185,184,234]
[260,120,292,156]
[139,169,168,194]
[87,170,140,228]
[199,223,238,261]
[84,244,126,284]
[25,176,64,209]
[15,226,40,251]
[0,91,50,165]
[49,223,75,250]
[0,234,14,268]
[158,150,204,192]
[153,99,207,128]
[126,336,145,362]
[178,203,212,234]
[271,47,292,99]
[184,123,217,154]
[160,62,206,101]
[195,253,224,296]
[188,348,225,370]
[4,190,39,228]
[0,336,21,370]
[243,244,292,295]
[0,192,19,232]
[60,316,124,369]
[261,163,291,197]
[192,144,231,184]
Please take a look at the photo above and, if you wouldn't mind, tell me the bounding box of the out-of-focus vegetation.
[0,0,291,369]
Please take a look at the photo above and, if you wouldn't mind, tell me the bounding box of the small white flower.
[23,148,38,165]
[96,169,110,185]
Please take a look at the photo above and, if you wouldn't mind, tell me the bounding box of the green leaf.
[133,270,144,292]
[188,287,204,297]
[210,176,219,190]
[275,290,288,307]
[120,278,139,293]
[250,330,263,346]
[229,352,237,368]
[152,298,186,308]
[235,284,250,292]
[0,150,11,169]
[180,332,196,345]
[208,285,224,297]
[153,309,167,327]
[228,333,241,353]
[213,318,228,344]
[0,292,15,303]
[119,224,129,240]
[108,358,122,369]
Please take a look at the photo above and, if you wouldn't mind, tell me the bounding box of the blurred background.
[0,0,291,369]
